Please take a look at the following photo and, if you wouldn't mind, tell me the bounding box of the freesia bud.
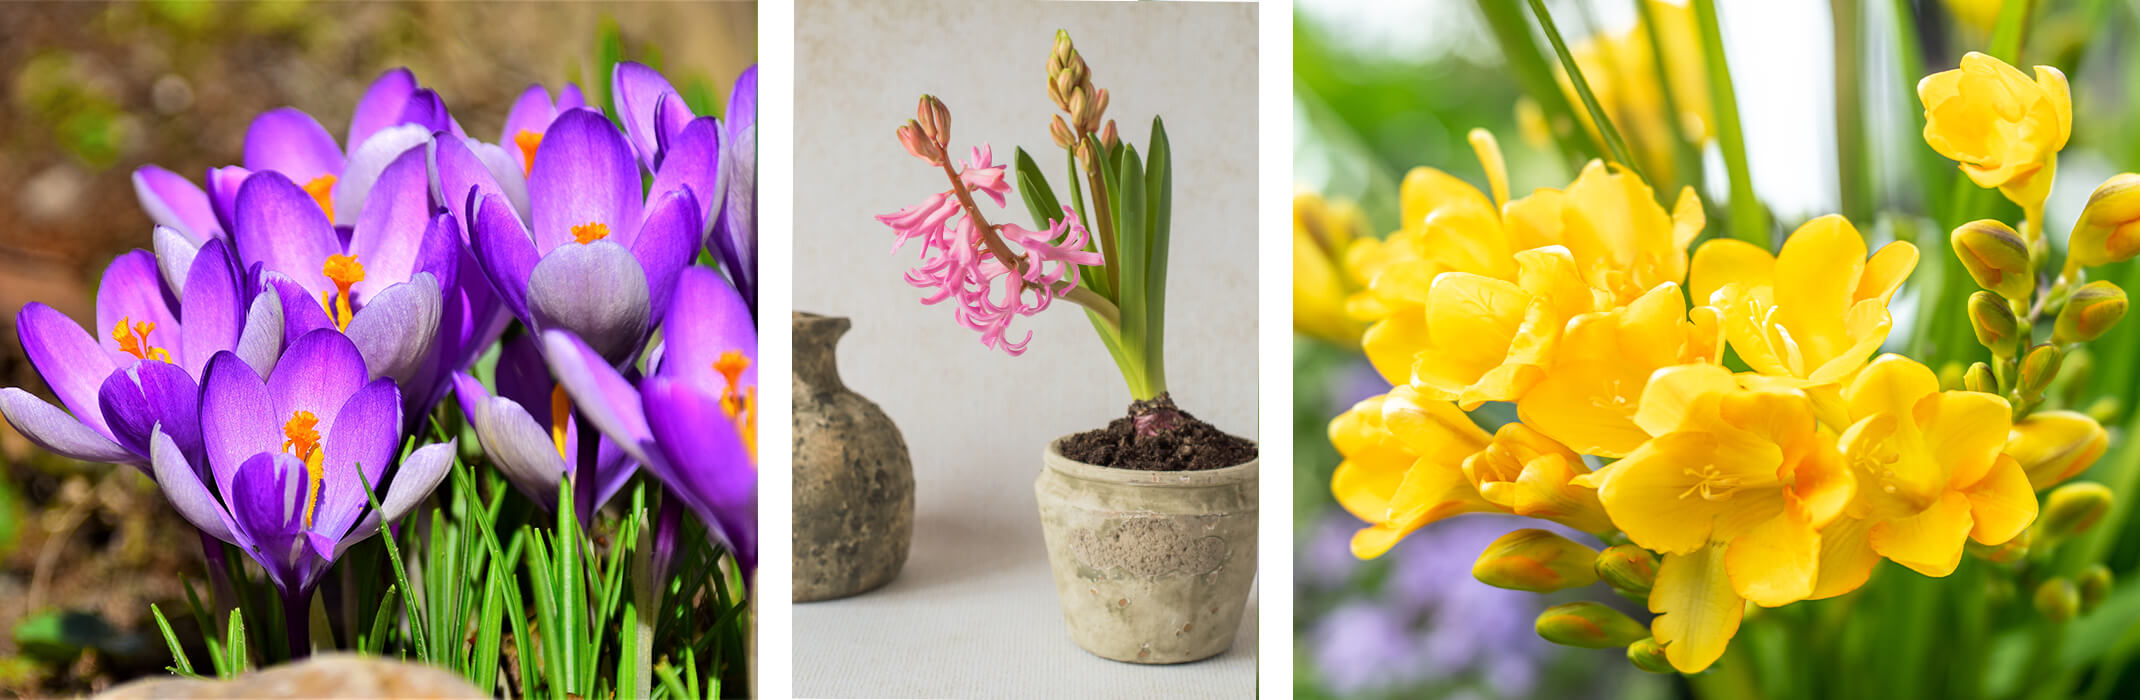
[2069,173,2140,267]
[2054,281,2127,343]
[1952,220,2034,299]
[2007,411,2109,489]
[2035,578,2080,623]
[1050,115,1075,150]
[1594,545,1659,597]
[2040,482,2113,540]
[2020,343,2063,399]
[2078,564,2112,612]
[1627,638,1673,674]
[1968,526,2030,563]
[1969,291,2021,356]
[1940,361,1968,391]
[1535,602,1649,649]
[1472,529,1600,593]
[1964,362,1997,394]
[2088,396,2122,424]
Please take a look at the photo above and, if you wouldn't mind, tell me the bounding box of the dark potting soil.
[1058,393,1258,471]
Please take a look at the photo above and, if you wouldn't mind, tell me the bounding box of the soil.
[1058,394,1257,471]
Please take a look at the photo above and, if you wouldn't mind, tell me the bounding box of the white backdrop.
[792,0,1259,696]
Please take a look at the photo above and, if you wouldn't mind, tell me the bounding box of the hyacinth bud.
[1964,362,1998,394]
[1627,638,1673,674]
[1100,119,1119,150]
[2040,482,2113,540]
[1050,115,1075,150]
[1472,529,1600,593]
[1535,602,1649,649]
[915,94,952,150]
[2019,343,2063,399]
[1952,220,2034,299]
[2069,173,2140,267]
[1594,545,1659,597]
[1069,90,1095,134]
[2055,281,2128,343]
[2078,564,2112,612]
[1093,87,1110,122]
[897,121,943,165]
[2007,410,2110,489]
[2035,578,2080,622]
[1968,291,2021,356]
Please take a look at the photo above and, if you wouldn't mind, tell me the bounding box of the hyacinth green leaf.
[1142,117,1172,395]
[1013,147,1062,230]
[1115,143,1153,400]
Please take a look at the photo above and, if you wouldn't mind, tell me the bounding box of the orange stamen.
[303,174,338,221]
[550,384,571,460]
[514,130,544,176]
[112,317,172,363]
[320,254,365,331]
[571,222,611,244]
[282,410,326,528]
[714,351,757,464]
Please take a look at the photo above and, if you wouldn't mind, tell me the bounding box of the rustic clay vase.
[792,312,916,602]
[1034,439,1258,663]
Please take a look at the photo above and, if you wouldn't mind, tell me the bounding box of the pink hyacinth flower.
[876,146,1102,355]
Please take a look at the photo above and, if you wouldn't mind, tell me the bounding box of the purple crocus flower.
[449,333,634,514]
[500,82,587,177]
[1,239,282,470]
[467,108,701,365]
[149,330,454,657]
[544,266,756,572]
[614,62,758,308]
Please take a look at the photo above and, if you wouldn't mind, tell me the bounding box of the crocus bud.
[1473,529,1600,593]
[1627,638,1673,674]
[2035,578,2080,622]
[2040,482,2113,539]
[2069,173,2140,267]
[1964,362,1998,394]
[1050,115,1075,150]
[1535,602,1649,649]
[897,121,943,165]
[2020,343,2063,399]
[2078,564,2112,612]
[2055,281,2128,343]
[1594,545,1659,597]
[1952,220,2034,299]
[1969,291,2021,356]
[2008,410,2109,489]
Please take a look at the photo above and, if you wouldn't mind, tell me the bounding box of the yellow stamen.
[715,351,758,464]
[572,222,612,244]
[514,130,544,176]
[550,385,571,460]
[112,317,172,363]
[1679,465,1744,502]
[303,174,338,221]
[282,410,325,528]
[320,254,365,331]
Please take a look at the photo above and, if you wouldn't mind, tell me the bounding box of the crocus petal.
[469,392,571,508]
[652,93,696,165]
[152,226,202,302]
[611,61,681,171]
[334,124,434,229]
[0,388,134,464]
[465,140,531,224]
[470,192,540,324]
[234,172,344,295]
[149,427,237,543]
[261,272,334,347]
[206,166,251,236]
[95,250,180,366]
[236,292,286,378]
[347,67,418,154]
[530,109,644,252]
[527,241,651,364]
[641,376,756,570]
[227,451,310,588]
[312,378,401,541]
[179,239,244,376]
[432,136,521,232]
[712,123,758,304]
[267,330,371,440]
[342,275,442,385]
[17,303,122,434]
[724,64,757,141]
[345,146,435,299]
[501,85,560,170]
[659,266,756,392]
[393,89,452,134]
[134,166,220,244]
[646,117,722,236]
[541,330,654,462]
[334,440,455,557]
[634,188,704,322]
[201,351,278,499]
[98,360,200,464]
[244,108,344,182]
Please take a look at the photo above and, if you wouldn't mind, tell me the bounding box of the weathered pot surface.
[792,312,916,602]
[1034,438,1258,664]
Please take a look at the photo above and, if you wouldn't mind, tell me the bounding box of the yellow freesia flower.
[1516,282,1722,457]
[1919,51,2072,211]
[1810,355,2038,599]
[1586,363,1854,673]
[1463,422,1614,534]
[1552,0,1713,184]
[1690,215,1917,387]
[1294,191,1371,348]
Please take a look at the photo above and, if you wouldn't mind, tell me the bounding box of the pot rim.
[1044,436,1259,487]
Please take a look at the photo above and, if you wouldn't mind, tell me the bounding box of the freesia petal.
[1845,353,1939,418]
[1809,516,1878,599]
[1869,491,1974,577]
[1925,390,2012,488]
[134,166,220,244]
[17,303,122,434]
[233,172,343,294]
[1725,514,1819,607]
[342,275,442,384]
[150,427,237,543]
[1634,363,1737,437]
[529,109,644,252]
[1964,455,2037,545]
[1688,238,1773,307]
[0,388,134,464]
[527,241,651,364]
[1361,313,1429,388]
[243,108,343,182]
[1650,546,1743,673]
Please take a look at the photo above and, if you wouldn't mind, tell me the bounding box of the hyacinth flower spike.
[468,108,703,366]
[544,266,757,573]
[1,239,283,471]
[450,333,635,516]
[149,330,454,658]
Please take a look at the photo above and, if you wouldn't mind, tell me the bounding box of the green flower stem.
[935,153,1122,329]
[1473,0,1596,165]
[1832,0,1871,224]
[1527,0,1644,181]
[1634,0,1704,192]
[1690,0,1768,248]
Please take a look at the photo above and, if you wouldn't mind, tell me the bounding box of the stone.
[94,654,488,698]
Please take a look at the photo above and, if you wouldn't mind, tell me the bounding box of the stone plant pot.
[1034,439,1258,664]
[792,312,916,602]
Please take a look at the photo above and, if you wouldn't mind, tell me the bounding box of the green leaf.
[360,585,397,655]
[1689,0,1770,248]
[1142,117,1173,396]
[1113,144,1153,400]
[1473,0,1601,166]
[1012,147,1063,229]
[1526,0,1643,181]
[149,604,196,678]
[358,467,429,663]
[224,609,246,676]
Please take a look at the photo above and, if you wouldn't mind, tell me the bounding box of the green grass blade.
[178,574,229,678]
[470,571,503,694]
[1690,0,1770,248]
[1526,0,1644,180]
[1142,117,1173,396]
[556,483,585,697]
[150,604,197,677]
[225,609,246,676]
[525,532,565,700]
[358,468,430,663]
[1474,0,1596,165]
[361,585,397,655]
